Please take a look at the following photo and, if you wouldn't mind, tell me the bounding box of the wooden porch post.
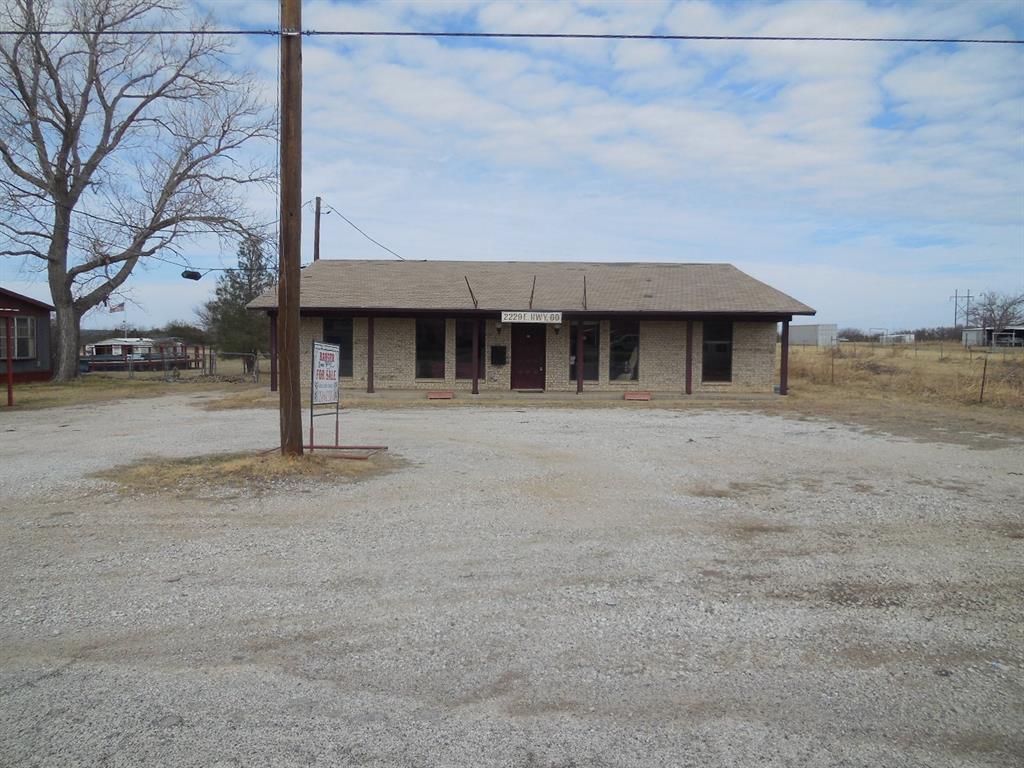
[685,319,693,395]
[576,320,584,394]
[5,316,13,407]
[269,313,278,392]
[780,319,790,396]
[471,318,480,394]
[366,317,375,394]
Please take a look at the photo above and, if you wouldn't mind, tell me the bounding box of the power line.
[305,31,1024,45]
[316,200,405,261]
[0,29,1021,44]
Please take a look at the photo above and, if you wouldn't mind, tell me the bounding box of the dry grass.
[202,387,279,411]
[93,450,397,496]
[787,342,1024,409]
[7,375,264,410]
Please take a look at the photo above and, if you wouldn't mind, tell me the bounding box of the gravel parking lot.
[1,393,1022,767]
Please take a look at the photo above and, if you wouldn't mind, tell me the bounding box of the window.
[322,318,354,377]
[416,318,446,378]
[702,320,732,382]
[455,319,484,379]
[569,321,600,381]
[0,316,35,360]
[609,320,639,381]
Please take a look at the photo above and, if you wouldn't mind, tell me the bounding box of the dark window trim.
[702,319,733,383]
[0,316,36,361]
[455,319,485,380]
[569,320,600,382]
[322,317,354,378]
[415,317,447,380]
[608,319,640,382]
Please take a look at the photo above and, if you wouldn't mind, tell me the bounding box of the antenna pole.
[313,196,321,261]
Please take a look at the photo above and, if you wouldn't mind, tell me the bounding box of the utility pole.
[278,0,303,456]
[949,289,973,327]
[313,196,321,262]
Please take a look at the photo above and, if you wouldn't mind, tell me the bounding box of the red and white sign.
[311,341,340,405]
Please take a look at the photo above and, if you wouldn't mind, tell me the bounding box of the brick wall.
[693,320,776,393]
[296,315,778,394]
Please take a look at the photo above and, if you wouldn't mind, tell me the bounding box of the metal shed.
[789,323,837,347]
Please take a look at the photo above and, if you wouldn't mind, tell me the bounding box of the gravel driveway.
[1,393,1022,767]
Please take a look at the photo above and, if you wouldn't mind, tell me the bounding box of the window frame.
[701,319,733,383]
[0,316,36,361]
[322,317,354,378]
[455,319,485,380]
[568,320,600,382]
[415,317,447,379]
[608,320,640,382]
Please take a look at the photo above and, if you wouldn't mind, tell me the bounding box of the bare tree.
[967,291,1024,335]
[0,0,274,380]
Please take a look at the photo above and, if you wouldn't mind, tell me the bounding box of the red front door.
[511,324,546,390]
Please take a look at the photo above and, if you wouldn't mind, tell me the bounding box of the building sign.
[501,311,562,324]
[311,341,340,405]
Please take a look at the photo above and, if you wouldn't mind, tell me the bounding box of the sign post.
[309,341,340,452]
[306,340,390,457]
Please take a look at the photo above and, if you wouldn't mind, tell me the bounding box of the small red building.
[0,286,54,383]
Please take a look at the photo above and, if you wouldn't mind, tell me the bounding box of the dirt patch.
[988,522,1024,540]
[687,482,736,498]
[91,450,401,497]
[686,478,820,499]
[803,581,910,609]
[946,732,1024,761]
[722,520,796,540]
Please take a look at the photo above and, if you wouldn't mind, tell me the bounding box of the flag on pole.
[109,302,125,313]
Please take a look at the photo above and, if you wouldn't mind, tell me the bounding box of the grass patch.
[787,342,1024,410]
[93,450,399,496]
[202,388,278,410]
[8,375,264,411]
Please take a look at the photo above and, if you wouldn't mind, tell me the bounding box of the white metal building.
[878,333,915,345]
[789,323,837,347]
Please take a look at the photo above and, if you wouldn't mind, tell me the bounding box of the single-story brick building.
[249,260,815,396]
[0,286,54,383]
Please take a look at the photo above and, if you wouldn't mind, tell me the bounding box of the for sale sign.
[311,341,340,405]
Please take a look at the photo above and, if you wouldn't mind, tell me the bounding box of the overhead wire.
[0,29,1021,44]
[313,199,405,261]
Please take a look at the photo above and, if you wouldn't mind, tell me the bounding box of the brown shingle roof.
[248,260,815,316]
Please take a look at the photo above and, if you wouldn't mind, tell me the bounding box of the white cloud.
[13,0,1018,331]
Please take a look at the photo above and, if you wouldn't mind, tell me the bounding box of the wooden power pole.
[313,196,321,261]
[278,0,303,456]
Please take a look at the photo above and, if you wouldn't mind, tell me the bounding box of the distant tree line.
[837,327,962,342]
[837,291,1023,342]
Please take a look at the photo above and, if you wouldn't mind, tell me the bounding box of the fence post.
[979,356,988,403]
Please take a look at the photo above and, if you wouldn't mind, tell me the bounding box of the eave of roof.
[0,286,55,312]
[248,259,816,317]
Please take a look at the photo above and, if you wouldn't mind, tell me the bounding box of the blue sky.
[3,0,1022,331]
